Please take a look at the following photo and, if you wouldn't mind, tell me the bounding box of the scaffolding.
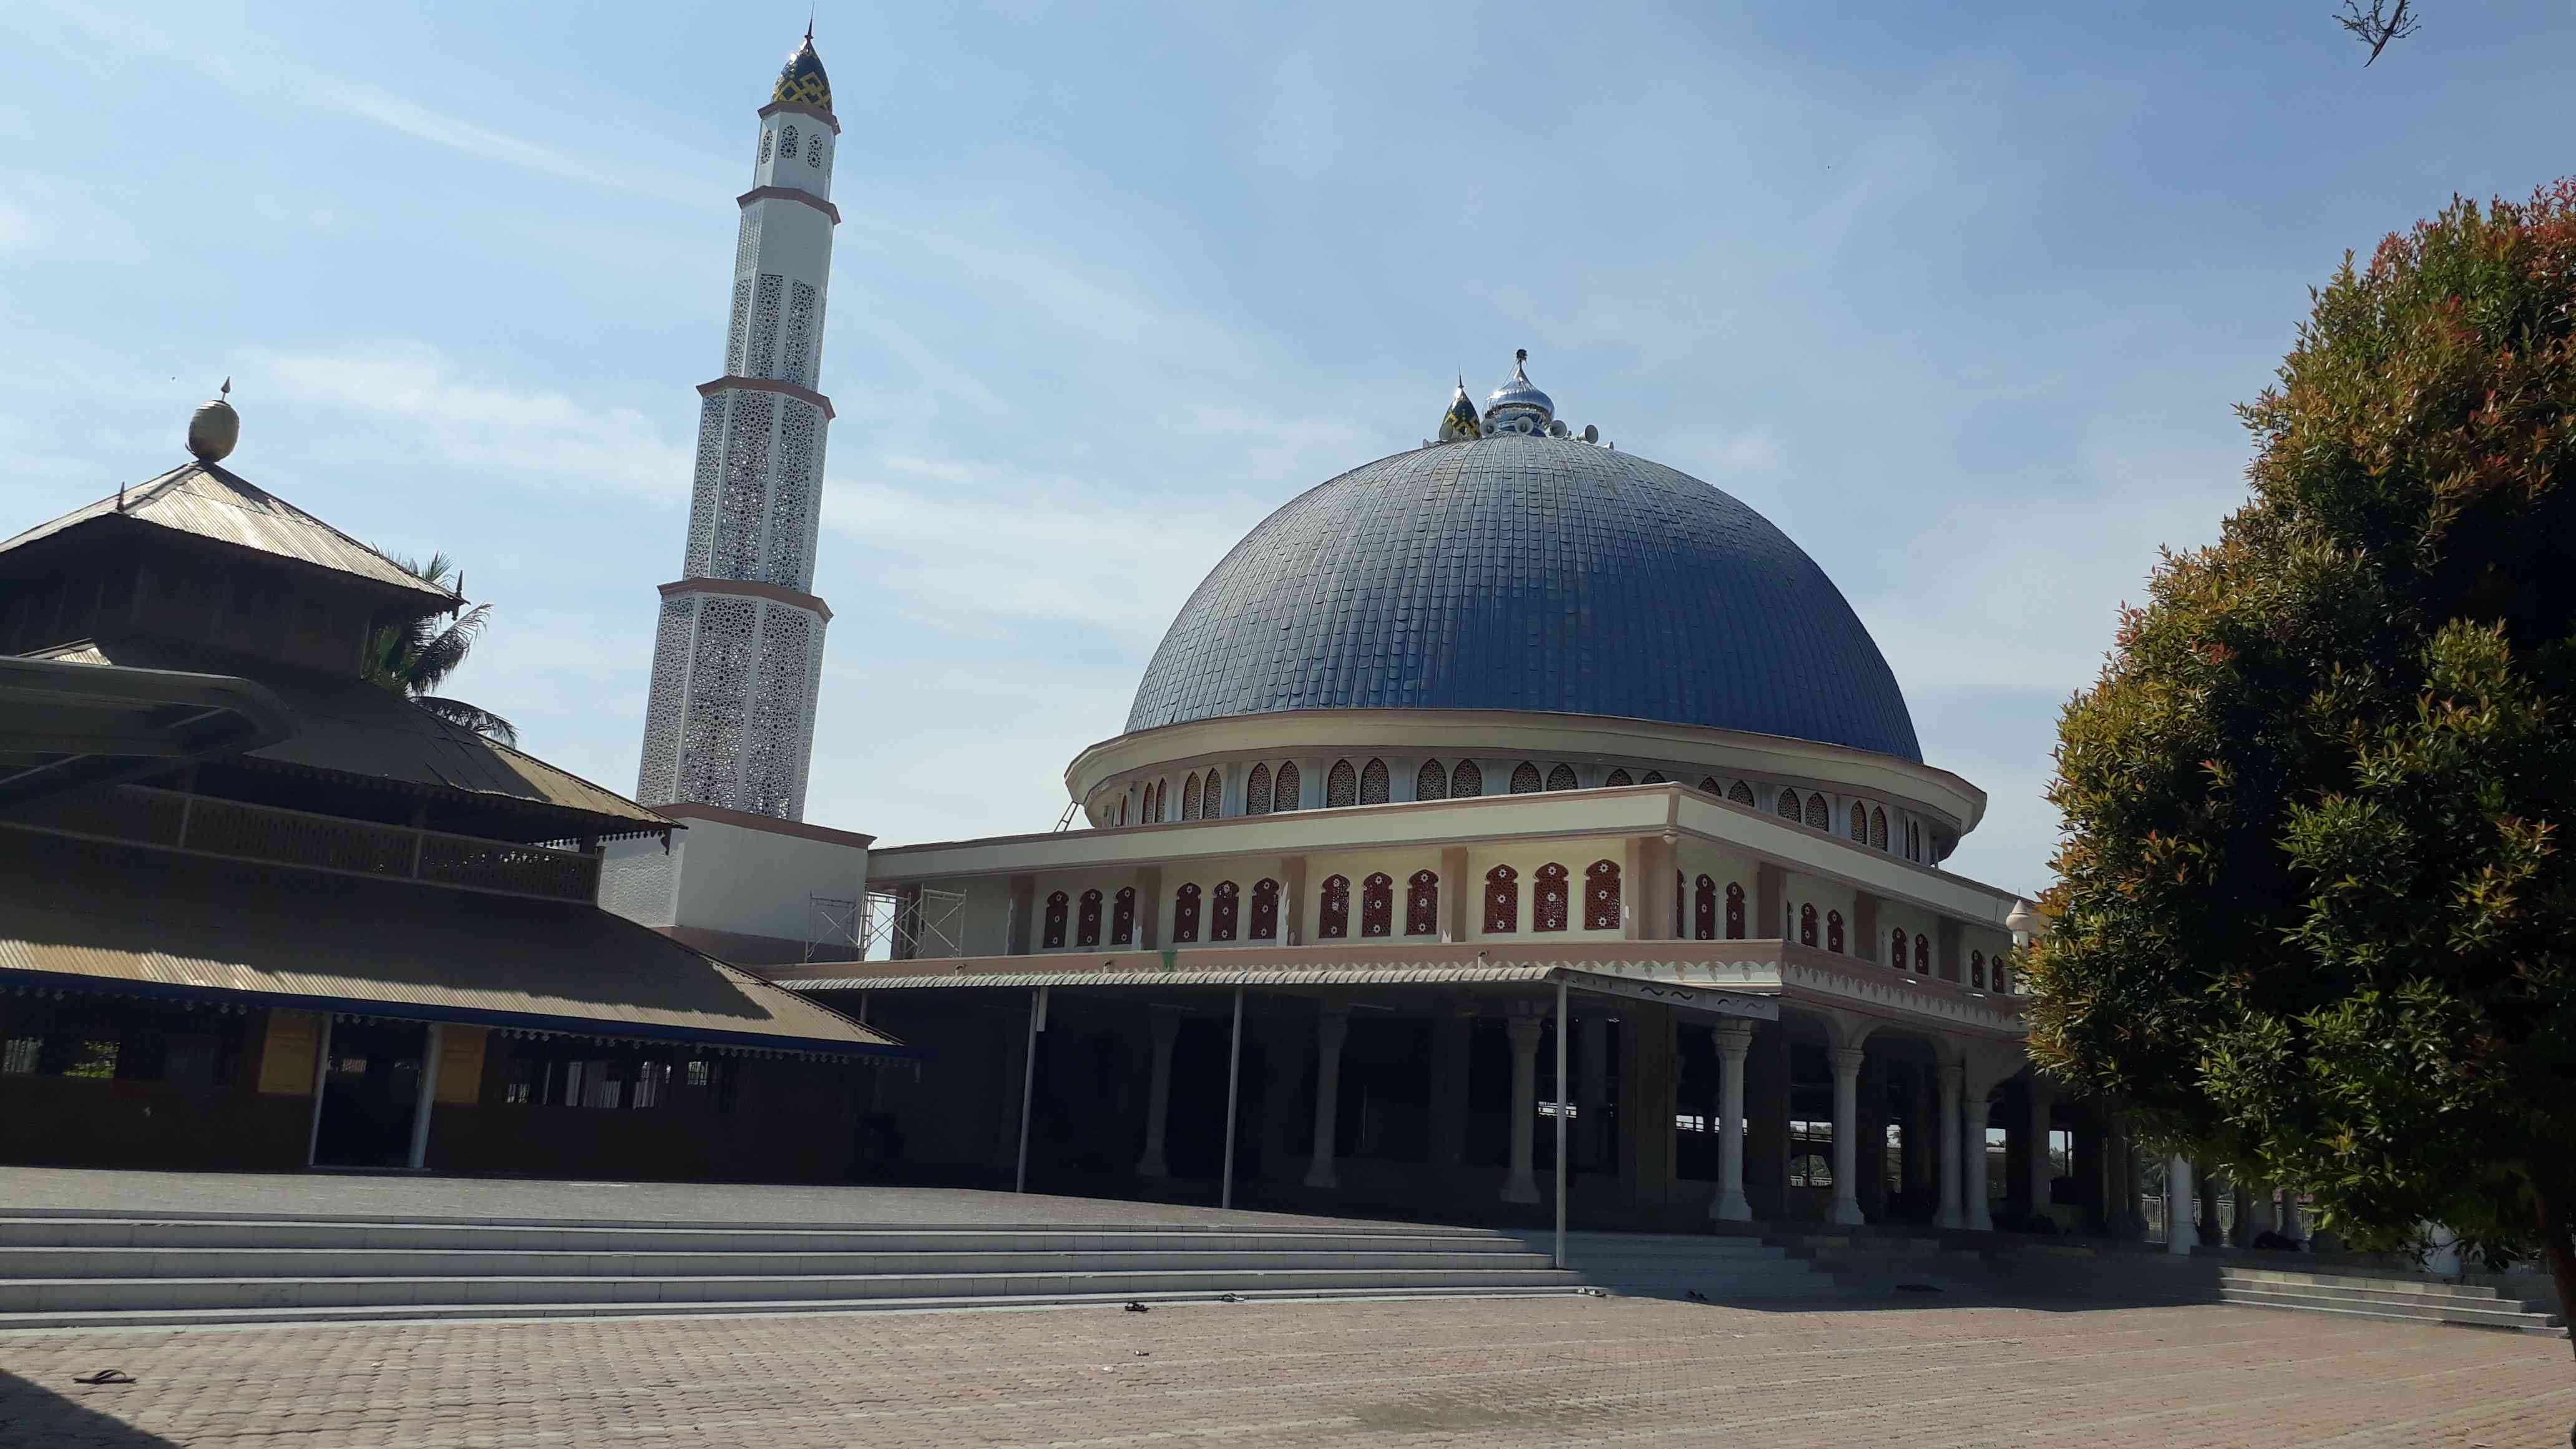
[827,885,967,962]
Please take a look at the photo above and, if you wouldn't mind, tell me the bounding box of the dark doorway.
[312,1020,426,1168]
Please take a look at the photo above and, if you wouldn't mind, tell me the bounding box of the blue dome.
[1125,436,1921,761]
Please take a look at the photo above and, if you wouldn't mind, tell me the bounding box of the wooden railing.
[2,784,601,904]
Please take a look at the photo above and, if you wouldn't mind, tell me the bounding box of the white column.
[1577,1014,1609,1168]
[1501,1015,1543,1205]
[1302,1008,1349,1189]
[405,1022,444,1171]
[1710,1022,1754,1221]
[2024,1080,2052,1224]
[304,1013,336,1168]
[1220,987,1244,1209]
[2280,1188,2306,1242]
[1136,1007,1180,1179]
[2165,1154,2195,1255]
[1962,1091,1994,1231]
[1828,1046,1866,1227]
[1934,1060,1963,1229]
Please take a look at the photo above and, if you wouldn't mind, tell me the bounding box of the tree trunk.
[2537,1178,2576,1366]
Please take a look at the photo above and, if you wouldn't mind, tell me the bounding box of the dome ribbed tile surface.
[1125,436,1921,761]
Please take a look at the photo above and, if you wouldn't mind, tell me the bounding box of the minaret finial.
[220,376,231,401]
[806,6,814,41]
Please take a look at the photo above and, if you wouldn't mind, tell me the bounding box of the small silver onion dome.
[1437,376,1480,442]
[187,379,239,462]
[1481,348,1554,435]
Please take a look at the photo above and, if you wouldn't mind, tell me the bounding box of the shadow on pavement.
[0,1370,180,1449]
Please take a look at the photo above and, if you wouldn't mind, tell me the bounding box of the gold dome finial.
[187,378,239,462]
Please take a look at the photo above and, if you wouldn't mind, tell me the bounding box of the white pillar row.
[1302,1008,1350,1190]
[1934,1060,1964,1229]
[2165,1154,2196,1255]
[1961,1090,1994,1231]
[405,1022,444,1171]
[1136,1007,1181,1179]
[2024,1078,2053,1222]
[1709,1022,1754,1222]
[1827,1046,1866,1227]
[1500,1015,1543,1205]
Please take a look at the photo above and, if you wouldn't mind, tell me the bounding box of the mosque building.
[753,330,2092,1229]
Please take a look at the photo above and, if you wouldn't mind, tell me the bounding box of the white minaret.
[636,29,841,821]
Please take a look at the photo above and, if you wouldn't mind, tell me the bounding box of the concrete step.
[0,1246,1553,1281]
[0,1264,1581,1315]
[0,1216,1516,1255]
[2218,1269,2509,1302]
[0,1282,1588,1332]
[2220,1284,2565,1336]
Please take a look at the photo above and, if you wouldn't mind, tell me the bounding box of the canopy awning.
[0,830,919,1059]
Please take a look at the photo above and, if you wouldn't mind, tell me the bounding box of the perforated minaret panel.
[636,40,841,821]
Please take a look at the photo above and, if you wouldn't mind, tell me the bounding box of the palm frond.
[411,695,519,748]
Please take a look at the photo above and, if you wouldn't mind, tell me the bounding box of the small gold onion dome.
[187,379,239,462]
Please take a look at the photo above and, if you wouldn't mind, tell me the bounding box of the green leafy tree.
[364,552,519,747]
[2025,181,2576,1334]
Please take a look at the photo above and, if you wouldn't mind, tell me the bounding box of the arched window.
[1211,881,1240,941]
[1360,872,1394,937]
[1777,788,1803,822]
[1416,759,1448,801]
[1200,769,1223,819]
[1971,949,1986,989]
[1452,760,1483,797]
[1798,904,1818,947]
[779,124,799,161]
[1694,875,1718,940]
[1483,865,1519,932]
[1246,763,1272,816]
[1319,874,1351,938]
[1916,934,1932,975]
[1725,882,1746,939]
[1993,955,2011,994]
[1805,793,1830,830]
[1359,758,1388,805]
[1042,890,1068,949]
[1180,772,1201,821]
[1535,864,1571,932]
[1871,807,1888,850]
[1850,803,1868,842]
[1827,909,1845,953]
[1605,768,1633,788]
[1111,887,1136,945]
[1886,929,1905,969]
[1274,761,1301,812]
[1406,870,1439,936]
[1906,821,1920,860]
[1699,776,1723,794]
[1729,779,1756,807]
[1326,759,1357,807]
[1249,878,1280,940]
[1546,763,1578,791]
[1149,780,1164,822]
[1172,884,1201,944]
[1642,770,1667,784]
[1583,860,1621,930]
[1510,762,1542,794]
[1117,797,1127,826]
[1673,870,1685,937]
[1076,889,1103,948]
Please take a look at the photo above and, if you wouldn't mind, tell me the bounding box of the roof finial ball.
[187,378,239,463]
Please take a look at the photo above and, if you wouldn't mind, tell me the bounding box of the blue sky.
[6,1,2570,897]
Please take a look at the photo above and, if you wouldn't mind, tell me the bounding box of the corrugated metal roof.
[0,462,458,605]
[41,638,665,831]
[0,830,910,1057]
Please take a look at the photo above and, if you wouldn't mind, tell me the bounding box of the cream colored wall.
[1782,871,1860,957]
[1028,867,1148,954]
[1148,853,1294,947]
[1461,836,1631,943]
[1672,840,1762,937]
[1877,897,1943,975]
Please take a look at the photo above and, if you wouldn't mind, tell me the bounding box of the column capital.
[1711,1020,1756,1055]
[1504,1015,1544,1045]
[1828,1045,1866,1076]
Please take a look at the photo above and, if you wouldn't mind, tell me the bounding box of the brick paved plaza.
[3,1294,2569,1448]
